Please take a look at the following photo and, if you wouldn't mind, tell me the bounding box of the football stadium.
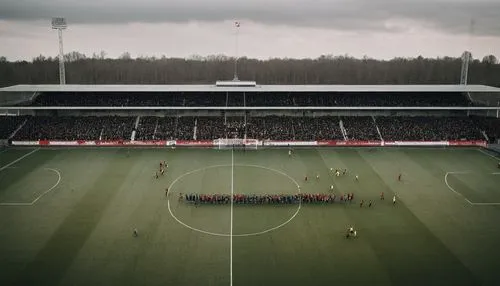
[0,81,500,286]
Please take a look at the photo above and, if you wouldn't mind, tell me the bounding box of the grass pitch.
[0,147,499,286]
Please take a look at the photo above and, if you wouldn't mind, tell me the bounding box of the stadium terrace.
[0,83,499,147]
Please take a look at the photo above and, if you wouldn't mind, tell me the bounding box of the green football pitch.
[0,147,499,286]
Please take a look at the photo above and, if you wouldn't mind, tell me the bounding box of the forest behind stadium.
[0,53,499,87]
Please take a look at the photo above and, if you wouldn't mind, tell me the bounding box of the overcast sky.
[1,0,499,60]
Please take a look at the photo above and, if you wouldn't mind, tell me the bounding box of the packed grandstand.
[0,84,499,147]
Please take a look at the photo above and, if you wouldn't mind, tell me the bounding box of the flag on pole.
[235,21,240,27]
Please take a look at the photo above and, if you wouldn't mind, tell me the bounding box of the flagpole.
[233,21,239,81]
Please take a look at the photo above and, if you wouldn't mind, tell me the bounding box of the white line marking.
[470,202,500,206]
[0,148,40,172]
[477,149,500,161]
[230,149,234,286]
[444,171,473,205]
[0,168,61,206]
[166,164,301,237]
[444,171,500,206]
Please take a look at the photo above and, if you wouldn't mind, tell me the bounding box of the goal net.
[214,138,260,150]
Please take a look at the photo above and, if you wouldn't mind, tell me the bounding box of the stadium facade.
[0,83,499,148]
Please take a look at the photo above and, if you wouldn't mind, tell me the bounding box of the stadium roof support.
[1,84,500,93]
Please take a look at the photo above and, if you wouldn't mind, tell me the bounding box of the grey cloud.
[0,0,499,36]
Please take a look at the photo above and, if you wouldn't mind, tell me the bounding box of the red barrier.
[124,140,166,146]
[448,140,487,147]
[318,140,381,146]
[383,141,448,146]
[264,141,316,147]
[95,140,124,146]
[8,139,488,148]
[175,140,213,147]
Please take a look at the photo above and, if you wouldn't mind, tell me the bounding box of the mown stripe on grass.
[328,149,479,286]
[15,153,134,286]
[0,150,57,196]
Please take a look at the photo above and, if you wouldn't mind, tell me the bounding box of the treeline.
[0,53,499,87]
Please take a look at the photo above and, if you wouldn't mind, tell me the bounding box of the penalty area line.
[0,148,40,172]
[444,171,500,206]
[0,168,61,207]
[470,202,500,206]
[444,171,473,205]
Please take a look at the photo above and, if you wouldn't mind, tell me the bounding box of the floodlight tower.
[460,20,475,85]
[233,21,240,81]
[460,51,471,85]
[52,17,67,85]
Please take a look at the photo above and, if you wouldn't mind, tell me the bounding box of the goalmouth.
[214,138,260,150]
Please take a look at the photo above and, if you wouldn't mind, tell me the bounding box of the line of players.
[180,192,395,206]
[182,193,341,205]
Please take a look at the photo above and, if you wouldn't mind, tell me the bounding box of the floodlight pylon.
[52,18,67,85]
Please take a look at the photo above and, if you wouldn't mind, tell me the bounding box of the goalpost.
[214,138,260,150]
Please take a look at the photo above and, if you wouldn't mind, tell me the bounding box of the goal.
[214,138,260,150]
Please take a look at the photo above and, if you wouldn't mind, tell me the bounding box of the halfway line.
[230,148,234,286]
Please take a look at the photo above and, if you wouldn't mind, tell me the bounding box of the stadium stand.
[99,116,136,140]
[176,117,196,140]
[154,117,178,140]
[293,117,343,141]
[24,92,472,107]
[225,117,246,138]
[246,116,294,140]
[472,116,500,142]
[196,117,226,140]
[0,116,27,139]
[135,116,158,140]
[13,116,135,141]
[342,116,380,141]
[376,116,483,141]
[4,114,494,142]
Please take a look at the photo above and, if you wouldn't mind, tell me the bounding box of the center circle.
[167,164,301,237]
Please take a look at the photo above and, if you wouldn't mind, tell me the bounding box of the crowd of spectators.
[196,117,226,140]
[0,116,27,139]
[292,93,471,107]
[376,116,483,141]
[176,117,196,140]
[225,117,246,138]
[99,116,136,140]
[342,116,380,141]
[153,117,177,140]
[14,116,101,140]
[135,116,158,140]
[30,92,183,107]
[22,92,472,107]
[471,116,500,142]
[246,116,294,140]
[13,116,135,141]
[4,114,494,142]
[292,117,343,141]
